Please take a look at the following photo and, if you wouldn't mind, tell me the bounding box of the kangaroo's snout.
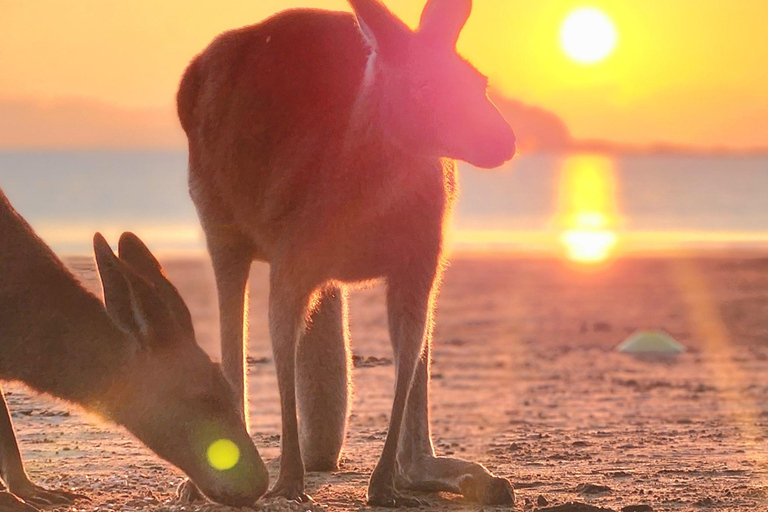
[194,440,269,507]
[476,121,517,169]
[451,101,517,169]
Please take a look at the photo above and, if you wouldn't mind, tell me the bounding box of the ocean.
[1,151,766,256]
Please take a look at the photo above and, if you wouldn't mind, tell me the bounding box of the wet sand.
[8,254,768,511]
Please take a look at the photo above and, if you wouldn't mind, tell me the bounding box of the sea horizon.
[1,149,767,259]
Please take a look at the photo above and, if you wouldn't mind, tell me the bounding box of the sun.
[560,7,617,64]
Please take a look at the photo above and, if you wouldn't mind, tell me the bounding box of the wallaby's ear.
[94,233,141,336]
[418,0,472,49]
[94,233,183,350]
[117,232,195,340]
[348,0,411,58]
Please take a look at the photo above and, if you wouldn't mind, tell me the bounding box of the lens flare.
[207,439,240,471]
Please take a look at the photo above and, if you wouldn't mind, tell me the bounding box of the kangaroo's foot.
[368,469,429,508]
[176,479,206,503]
[397,454,514,505]
[264,477,312,504]
[7,479,89,508]
[0,491,38,512]
[367,488,428,508]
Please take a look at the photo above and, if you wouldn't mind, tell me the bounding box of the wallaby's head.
[350,0,515,168]
[93,233,268,507]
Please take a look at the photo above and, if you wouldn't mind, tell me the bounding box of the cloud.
[0,98,186,150]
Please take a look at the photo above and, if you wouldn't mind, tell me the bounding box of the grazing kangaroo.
[0,189,269,509]
[178,0,515,506]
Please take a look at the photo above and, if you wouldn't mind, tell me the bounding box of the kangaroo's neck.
[6,283,132,409]
[0,230,132,410]
[344,52,429,165]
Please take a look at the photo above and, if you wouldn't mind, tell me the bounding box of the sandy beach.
[8,253,768,512]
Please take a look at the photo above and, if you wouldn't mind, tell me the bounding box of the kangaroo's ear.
[94,233,141,336]
[93,233,184,350]
[117,232,194,340]
[349,0,411,58]
[418,0,472,49]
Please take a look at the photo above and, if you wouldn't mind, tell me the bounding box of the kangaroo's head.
[350,0,515,168]
[93,233,268,507]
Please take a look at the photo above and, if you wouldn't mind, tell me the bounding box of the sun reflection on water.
[555,155,621,264]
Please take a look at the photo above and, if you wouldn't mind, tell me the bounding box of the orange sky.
[1,0,766,150]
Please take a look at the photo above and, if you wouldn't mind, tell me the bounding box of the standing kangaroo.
[0,189,268,509]
[178,0,515,506]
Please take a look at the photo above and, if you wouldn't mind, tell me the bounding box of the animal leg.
[0,388,87,507]
[264,268,312,502]
[0,491,37,512]
[177,226,255,504]
[207,226,255,425]
[297,286,351,472]
[396,344,514,505]
[366,271,435,508]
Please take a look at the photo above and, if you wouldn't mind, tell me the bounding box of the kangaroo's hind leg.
[0,387,87,508]
[395,323,515,505]
[297,286,352,472]
[366,265,437,508]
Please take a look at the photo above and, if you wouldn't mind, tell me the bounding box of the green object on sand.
[617,330,685,354]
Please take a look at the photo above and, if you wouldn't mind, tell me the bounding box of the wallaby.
[178,0,515,506]
[0,189,269,509]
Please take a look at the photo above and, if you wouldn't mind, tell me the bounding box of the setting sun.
[560,7,617,64]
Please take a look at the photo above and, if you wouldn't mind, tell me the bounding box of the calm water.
[0,151,766,255]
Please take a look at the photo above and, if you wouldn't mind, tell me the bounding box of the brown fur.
[178,0,515,506]
[0,189,268,508]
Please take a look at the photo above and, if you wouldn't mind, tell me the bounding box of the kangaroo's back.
[179,10,366,138]
[179,10,369,238]
[0,190,110,382]
[0,189,86,292]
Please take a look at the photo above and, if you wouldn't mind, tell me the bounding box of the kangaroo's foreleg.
[0,387,27,493]
[178,225,254,503]
[366,269,436,508]
[0,387,86,508]
[264,268,313,502]
[297,286,351,472]
[395,344,515,505]
[206,227,255,426]
[0,491,37,512]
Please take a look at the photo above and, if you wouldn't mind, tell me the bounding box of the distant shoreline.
[570,140,768,158]
[0,147,767,158]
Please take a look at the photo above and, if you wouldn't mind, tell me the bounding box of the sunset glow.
[561,228,618,263]
[0,1,766,150]
[556,156,621,264]
[560,8,617,64]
